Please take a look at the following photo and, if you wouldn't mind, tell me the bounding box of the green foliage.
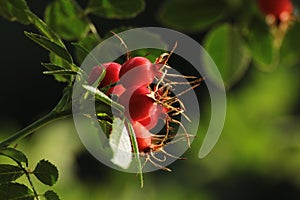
[45,0,90,40]
[48,53,76,83]
[43,69,78,76]
[0,148,28,167]
[33,160,59,186]
[44,190,60,200]
[0,183,34,200]
[0,164,24,183]
[0,147,60,198]
[25,11,65,47]
[24,32,73,64]
[73,34,101,64]
[126,121,143,188]
[204,24,250,88]
[83,85,124,112]
[109,117,132,169]
[87,0,145,19]
[0,0,30,24]
[245,17,275,70]
[280,22,300,67]
[159,0,227,32]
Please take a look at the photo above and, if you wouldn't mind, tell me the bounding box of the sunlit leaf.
[33,160,58,186]
[0,0,30,24]
[0,164,24,183]
[87,0,145,19]
[126,121,143,188]
[203,24,250,88]
[24,32,73,64]
[42,63,65,71]
[109,117,132,169]
[25,11,65,47]
[43,69,78,75]
[83,85,124,112]
[46,54,74,83]
[0,148,28,167]
[45,0,90,40]
[159,0,227,32]
[0,183,34,200]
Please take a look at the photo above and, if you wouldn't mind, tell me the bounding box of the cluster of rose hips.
[87,52,193,157]
[257,0,295,48]
[257,0,294,24]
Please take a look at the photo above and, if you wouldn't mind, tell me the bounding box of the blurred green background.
[1,0,300,199]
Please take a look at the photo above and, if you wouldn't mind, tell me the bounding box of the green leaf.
[24,32,73,64]
[159,0,227,32]
[203,24,250,88]
[43,69,78,75]
[42,63,65,71]
[44,190,60,200]
[280,22,300,67]
[0,147,28,167]
[246,17,276,70]
[25,11,65,47]
[126,121,143,188]
[0,183,34,200]
[0,164,24,183]
[44,61,70,83]
[73,34,101,65]
[98,117,112,137]
[49,53,73,69]
[33,160,58,186]
[83,85,124,112]
[87,0,145,19]
[109,117,132,169]
[0,0,30,24]
[48,53,75,83]
[45,0,90,40]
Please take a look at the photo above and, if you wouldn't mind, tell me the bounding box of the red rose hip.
[258,0,294,21]
[131,121,152,152]
[119,57,155,88]
[119,86,156,122]
[88,62,125,96]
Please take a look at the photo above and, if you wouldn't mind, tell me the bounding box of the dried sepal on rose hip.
[88,62,125,96]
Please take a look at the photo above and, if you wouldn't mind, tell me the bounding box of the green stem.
[0,111,71,148]
[18,163,39,200]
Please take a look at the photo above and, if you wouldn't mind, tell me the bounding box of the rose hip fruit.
[131,121,152,152]
[258,0,294,21]
[139,104,168,130]
[119,57,155,88]
[88,62,125,96]
[119,86,156,122]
